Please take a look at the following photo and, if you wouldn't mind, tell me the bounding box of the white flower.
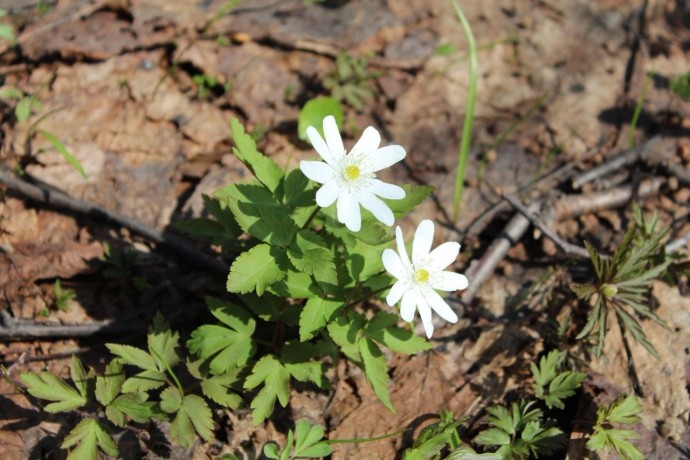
[300,115,406,232]
[382,219,469,338]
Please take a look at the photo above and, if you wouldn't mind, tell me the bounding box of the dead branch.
[0,310,146,341]
[0,171,228,276]
[501,194,590,258]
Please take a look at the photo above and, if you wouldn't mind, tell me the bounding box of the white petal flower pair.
[300,115,406,232]
[382,220,469,339]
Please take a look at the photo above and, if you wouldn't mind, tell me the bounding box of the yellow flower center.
[344,165,361,181]
[414,269,430,283]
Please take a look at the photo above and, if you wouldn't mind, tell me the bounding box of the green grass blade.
[628,73,651,148]
[37,130,87,179]
[449,0,477,224]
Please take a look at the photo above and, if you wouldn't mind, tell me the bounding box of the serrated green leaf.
[148,311,180,370]
[293,419,332,458]
[38,130,87,179]
[62,418,119,460]
[70,355,90,399]
[366,321,433,355]
[475,427,511,446]
[160,386,182,413]
[95,359,124,406]
[245,355,290,425]
[201,373,243,409]
[121,369,166,393]
[531,350,563,388]
[359,338,394,412]
[221,183,299,246]
[180,394,214,442]
[230,118,283,191]
[288,229,337,283]
[170,409,196,449]
[299,297,343,341]
[108,392,155,426]
[106,343,158,372]
[20,371,87,413]
[298,97,344,141]
[185,322,254,367]
[327,314,364,361]
[387,184,434,218]
[283,168,314,208]
[545,371,585,409]
[227,243,287,295]
[606,394,642,424]
[268,269,323,299]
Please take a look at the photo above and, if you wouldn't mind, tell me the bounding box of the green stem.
[343,279,393,309]
[150,348,184,396]
[628,73,652,148]
[326,427,410,444]
[450,0,478,224]
[301,206,321,230]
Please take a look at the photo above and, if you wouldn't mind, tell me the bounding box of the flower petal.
[412,220,434,266]
[348,126,381,161]
[426,242,460,271]
[386,279,409,306]
[395,226,412,267]
[315,181,340,207]
[416,291,434,338]
[431,272,469,291]
[323,115,345,163]
[400,289,417,322]
[369,179,406,200]
[337,190,361,232]
[306,126,336,166]
[359,191,394,226]
[300,160,334,184]
[370,145,406,172]
[422,287,458,324]
[382,249,406,280]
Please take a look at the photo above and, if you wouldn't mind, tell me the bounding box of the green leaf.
[38,130,87,179]
[298,97,344,141]
[227,243,287,295]
[475,427,511,446]
[359,338,394,412]
[181,394,214,443]
[545,371,586,409]
[160,386,183,413]
[187,299,256,374]
[230,118,283,191]
[95,359,124,406]
[148,311,180,370]
[15,96,33,122]
[121,369,166,393]
[283,168,314,208]
[293,419,332,458]
[327,313,364,361]
[288,229,337,283]
[70,355,90,399]
[245,355,290,425]
[299,297,343,341]
[670,71,690,101]
[62,419,119,460]
[282,342,329,389]
[606,394,643,425]
[268,269,323,299]
[530,350,563,388]
[201,370,243,409]
[365,311,433,355]
[221,183,299,246]
[106,392,155,427]
[0,87,24,100]
[20,371,87,413]
[106,344,158,372]
[386,184,434,218]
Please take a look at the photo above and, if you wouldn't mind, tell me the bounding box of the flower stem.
[343,281,393,309]
[301,206,320,230]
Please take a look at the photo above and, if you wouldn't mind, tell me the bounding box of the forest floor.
[0,0,689,459]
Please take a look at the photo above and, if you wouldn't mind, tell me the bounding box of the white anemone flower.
[382,219,469,338]
[300,115,406,232]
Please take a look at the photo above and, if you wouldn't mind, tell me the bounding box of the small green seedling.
[531,350,586,409]
[263,419,332,460]
[53,279,77,312]
[587,394,643,460]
